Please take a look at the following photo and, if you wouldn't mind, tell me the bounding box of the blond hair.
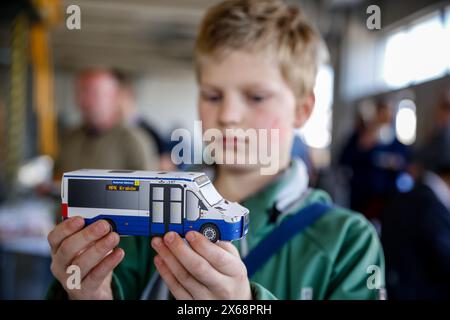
[195,0,325,98]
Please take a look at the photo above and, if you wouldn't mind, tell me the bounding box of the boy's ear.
[294,92,315,128]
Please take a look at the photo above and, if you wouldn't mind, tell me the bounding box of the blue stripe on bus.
[64,175,194,182]
[84,215,150,236]
[82,214,244,241]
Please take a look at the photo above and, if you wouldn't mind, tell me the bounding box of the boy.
[47,0,384,300]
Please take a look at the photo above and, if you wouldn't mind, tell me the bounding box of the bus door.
[150,184,184,236]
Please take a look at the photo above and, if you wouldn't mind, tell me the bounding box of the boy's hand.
[151,231,252,300]
[47,217,125,300]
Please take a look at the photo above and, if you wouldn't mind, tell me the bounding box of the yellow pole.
[30,23,58,159]
[6,13,28,185]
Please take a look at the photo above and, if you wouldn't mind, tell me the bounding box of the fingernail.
[95,221,109,235]
[186,231,196,242]
[116,248,125,260]
[152,237,161,248]
[71,217,84,228]
[107,232,119,246]
[105,233,113,245]
[164,232,175,244]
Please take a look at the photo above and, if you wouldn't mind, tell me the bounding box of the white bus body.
[61,169,249,242]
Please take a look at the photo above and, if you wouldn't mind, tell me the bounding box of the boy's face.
[198,50,310,173]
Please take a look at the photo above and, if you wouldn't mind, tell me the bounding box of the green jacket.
[47,161,385,300]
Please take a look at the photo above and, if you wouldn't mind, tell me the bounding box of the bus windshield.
[199,182,223,206]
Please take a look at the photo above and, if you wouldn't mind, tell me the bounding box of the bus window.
[200,183,222,206]
[170,203,182,223]
[171,188,182,201]
[152,202,163,223]
[153,187,164,201]
[151,185,183,224]
[186,190,200,221]
[106,185,139,210]
[170,186,182,224]
[68,179,106,208]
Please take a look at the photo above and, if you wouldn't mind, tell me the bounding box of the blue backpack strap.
[243,202,332,278]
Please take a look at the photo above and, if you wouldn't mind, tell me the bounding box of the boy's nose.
[218,95,244,126]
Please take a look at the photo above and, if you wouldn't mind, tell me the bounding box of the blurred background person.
[0,97,5,205]
[339,100,411,224]
[113,69,177,171]
[54,68,159,177]
[428,89,450,149]
[381,111,450,299]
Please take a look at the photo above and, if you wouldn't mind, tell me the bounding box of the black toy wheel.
[200,223,220,242]
[104,219,117,233]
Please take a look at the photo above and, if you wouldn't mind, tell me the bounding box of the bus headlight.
[230,216,241,223]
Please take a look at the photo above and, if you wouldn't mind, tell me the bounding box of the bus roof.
[63,169,206,183]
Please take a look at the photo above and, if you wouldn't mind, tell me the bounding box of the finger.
[161,232,226,287]
[55,220,111,268]
[81,248,125,292]
[216,239,241,258]
[74,238,97,258]
[154,255,193,300]
[185,231,240,277]
[48,217,85,255]
[72,232,120,280]
[151,236,213,294]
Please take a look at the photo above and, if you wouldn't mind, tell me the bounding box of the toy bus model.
[61,169,249,242]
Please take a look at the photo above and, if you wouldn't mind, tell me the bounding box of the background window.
[395,99,417,145]
[446,6,450,72]
[298,64,334,150]
[382,12,449,89]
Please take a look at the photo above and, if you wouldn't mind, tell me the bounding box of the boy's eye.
[247,94,268,103]
[201,92,222,103]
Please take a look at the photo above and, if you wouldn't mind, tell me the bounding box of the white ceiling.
[51,0,220,72]
[50,0,364,73]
